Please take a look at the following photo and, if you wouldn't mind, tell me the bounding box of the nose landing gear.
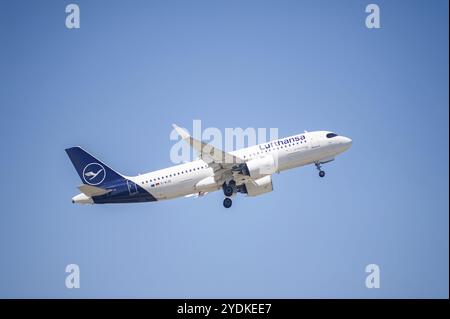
[315,162,326,178]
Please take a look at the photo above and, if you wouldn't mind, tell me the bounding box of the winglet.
[172,124,191,140]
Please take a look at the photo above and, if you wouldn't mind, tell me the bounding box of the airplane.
[66,125,352,208]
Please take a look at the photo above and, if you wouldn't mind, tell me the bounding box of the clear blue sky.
[0,0,448,298]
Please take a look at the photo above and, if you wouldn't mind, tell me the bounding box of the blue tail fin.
[65,147,124,186]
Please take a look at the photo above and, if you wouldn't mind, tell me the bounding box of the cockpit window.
[326,133,338,138]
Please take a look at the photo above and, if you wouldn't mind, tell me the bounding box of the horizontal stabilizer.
[78,184,112,197]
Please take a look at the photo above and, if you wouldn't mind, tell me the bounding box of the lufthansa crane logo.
[82,163,106,185]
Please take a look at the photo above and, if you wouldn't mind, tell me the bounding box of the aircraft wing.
[172,124,247,184]
[172,124,243,166]
[78,184,112,197]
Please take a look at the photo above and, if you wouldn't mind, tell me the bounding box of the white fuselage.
[126,131,352,201]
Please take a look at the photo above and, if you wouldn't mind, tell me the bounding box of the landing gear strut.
[315,162,326,178]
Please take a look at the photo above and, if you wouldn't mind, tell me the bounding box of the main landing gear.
[223,184,234,197]
[315,162,326,178]
[222,181,236,208]
[223,197,232,208]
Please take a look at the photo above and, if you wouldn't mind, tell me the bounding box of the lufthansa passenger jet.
[66,125,352,208]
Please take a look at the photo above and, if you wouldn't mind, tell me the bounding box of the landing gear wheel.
[223,185,234,197]
[223,198,232,208]
[315,162,325,178]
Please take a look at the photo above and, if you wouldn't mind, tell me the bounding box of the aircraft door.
[310,135,320,149]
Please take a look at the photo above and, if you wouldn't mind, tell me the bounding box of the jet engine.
[235,155,278,179]
[244,175,273,197]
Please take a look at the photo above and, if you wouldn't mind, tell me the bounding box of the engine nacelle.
[245,175,273,197]
[242,155,277,179]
